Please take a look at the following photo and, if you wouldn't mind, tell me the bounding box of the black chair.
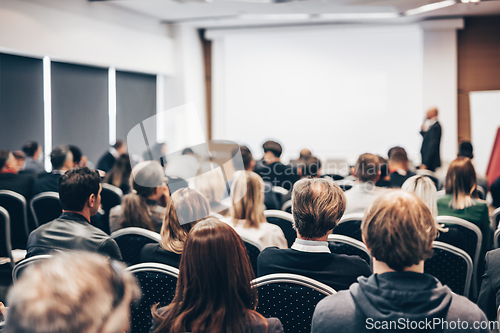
[240,235,264,276]
[30,192,61,227]
[252,273,335,333]
[99,183,123,235]
[264,210,296,248]
[281,200,292,214]
[495,228,500,249]
[272,186,289,207]
[12,254,53,282]
[110,227,161,266]
[424,241,473,297]
[0,190,29,250]
[127,263,179,333]
[327,234,372,267]
[331,213,364,242]
[0,207,14,269]
[491,207,500,234]
[477,185,486,200]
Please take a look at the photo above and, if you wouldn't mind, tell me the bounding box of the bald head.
[426,107,438,120]
[299,148,312,160]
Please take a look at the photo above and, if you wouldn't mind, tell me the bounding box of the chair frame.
[101,183,124,198]
[252,273,336,296]
[476,185,486,200]
[0,207,14,269]
[339,213,364,224]
[327,234,372,267]
[429,241,473,298]
[264,210,294,224]
[0,190,29,239]
[12,254,53,282]
[126,262,180,278]
[494,228,500,249]
[110,227,161,242]
[271,186,289,196]
[491,207,500,235]
[436,216,482,297]
[281,200,292,212]
[29,191,60,228]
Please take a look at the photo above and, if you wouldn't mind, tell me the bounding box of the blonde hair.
[445,157,478,210]
[362,191,437,271]
[230,171,266,229]
[160,188,210,254]
[194,162,226,204]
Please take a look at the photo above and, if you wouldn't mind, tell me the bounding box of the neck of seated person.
[372,258,424,275]
[263,152,280,165]
[296,230,332,243]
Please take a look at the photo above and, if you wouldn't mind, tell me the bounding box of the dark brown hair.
[103,154,132,190]
[117,193,155,232]
[152,218,266,333]
[354,153,379,182]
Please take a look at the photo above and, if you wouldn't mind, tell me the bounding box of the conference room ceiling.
[106,0,500,27]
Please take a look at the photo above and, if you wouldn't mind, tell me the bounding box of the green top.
[437,194,491,252]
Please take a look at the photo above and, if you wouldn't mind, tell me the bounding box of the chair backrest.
[240,235,264,276]
[331,213,364,242]
[12,254,53,282]
[252,273,336,333]
[126,263,179,333]
[100,183,123,235]
[264,210,296,248]
[110,227,161,266]
[494,228,500,249]
[477,185,486,200]
[491,207,500,232]
[424,241,473,297]
[0,207,14,269]
[281,200,292,214]
[327,234,372,267]
[271,186,289,206]
[0,190,29,250]
[30,192,61,228]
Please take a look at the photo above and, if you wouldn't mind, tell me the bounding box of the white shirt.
[224,218,288,249]
[343,182,388,215]
[291,238,330,253]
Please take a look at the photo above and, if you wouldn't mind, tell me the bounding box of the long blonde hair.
[230,171,266,229]
[160,188,210,254]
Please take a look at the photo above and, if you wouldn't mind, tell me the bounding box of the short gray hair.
[291,177,346,238]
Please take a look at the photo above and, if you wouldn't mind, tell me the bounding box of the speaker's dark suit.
[420,121,441,171]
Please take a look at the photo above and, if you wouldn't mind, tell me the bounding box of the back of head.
[105,154,132,188]
[0,149,10,171]
[299,156,321,178]
[377,156,389,179]
[154,218,260,333]
[132,161,164,198]
[444,157,477,209]
[299,148,312,161]
[50,146,72,170]
[362,191,436,271]
[5,252,140,333]
[262,140,282,158]
[68,145,83,165]
[354,153,379,183]
[389,147,408,164]
[119,193,155,231]
[292,177,346,238]
[12,151,26,162]
[112,140,125,151]
[401,175,438,217]
[161,188,210,254]
[458,141,473,159]
[230,171,265,228]
[240,145,253,170]
[59,167,101,211]
[22,141,39,157]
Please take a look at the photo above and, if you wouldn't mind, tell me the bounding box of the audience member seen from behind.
[388,147,415,188]
[0,149,35,201]
[312,191,488,333]
[343,153,387,215]
[140,188,210,268]
[257,177,371,291]
[103,153,132,195]
[110,161,169,233]
[22,141,44,174]
[458,141,489,195]
[228,171,287,249]
[194,162,229,216]
[492,176,500,209]
[437,157,491,255]
[32,146,73,196]
[375,156,392,188]
[68,145,88,168]
[254,140,296,191]
[12,151,25,172]
[26,167,122,260]
[4,252,140,333]
[151,218,284,333]
[97,139,127,173]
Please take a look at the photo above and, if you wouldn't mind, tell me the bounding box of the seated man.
[254,140,297,191]
[257,177,371,291]
[26,167,122,260]
[32,146,73,195]
[21,141,44,174]
[97,139,127,173]
[344,153,387,215]
[312,191,488,333]
[4,252,140,333]
[0,150,35,201]
[388,147,415,188]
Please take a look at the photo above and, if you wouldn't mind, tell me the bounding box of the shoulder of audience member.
[447,293,488,323]
[334,253,372,275]
[312,290,356,331]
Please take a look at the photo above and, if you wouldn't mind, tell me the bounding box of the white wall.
[0,0,174,74]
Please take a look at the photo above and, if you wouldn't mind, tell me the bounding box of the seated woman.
[103,153,132,194]
[437,157,490,261]
[227,171,287,249]
[151,218,283,333]
[140,188,210,268]
[110,161,169,233]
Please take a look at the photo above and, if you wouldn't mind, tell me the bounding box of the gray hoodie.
[312,272,490,333]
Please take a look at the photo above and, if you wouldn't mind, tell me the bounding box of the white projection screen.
[211,25,424,164]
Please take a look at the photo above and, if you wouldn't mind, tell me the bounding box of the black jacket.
[26,212,122,260]
[478,248,500,321]
[0,172,35,201]
[420,122,442,171]
[32,172,62,196]
[97,151,116,173]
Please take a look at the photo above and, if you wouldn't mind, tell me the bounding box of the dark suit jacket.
[0,172,35,201]
[140,243,181,268]
[32,172,62,196]
[96,151,116,173]
[255,161,298,191]
[478,248,500,321]
[390,170,416,188]
[420,121,442,171]
[257,247,372,291]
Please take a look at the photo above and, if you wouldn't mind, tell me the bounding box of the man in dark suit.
[96,140,127,173]
[32,146,74,196]
[420,107,441,172]
[254,140,297,191]
[0,149,35,201]
[257,177,371,291]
